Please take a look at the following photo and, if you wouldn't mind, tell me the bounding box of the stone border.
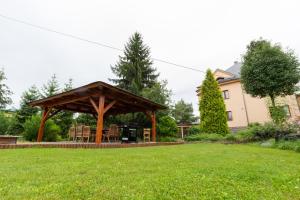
[0,142,184,149]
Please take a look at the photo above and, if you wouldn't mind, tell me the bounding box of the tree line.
[0,32,197,141]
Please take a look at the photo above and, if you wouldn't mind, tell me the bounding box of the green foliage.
[52,79,74,138]
[187,125,202,135]
[5,115,20,135]
[157,136,178,142]
[109,33,171,127]
[23,115,61,142]
[0,111,11,134]
[157,116,178,137]
[185,133,224,142]
[199,69,229,135]
[260,139,300,153]
[76,114,96,129]
[141,80,172,121]
[235,122,298,142]
[0,68,12,109]
[110,32,158,95]
[13,85,40,134]
[41,74,60,98]
[241,39,300,107]
[171,99,197,124]
[269,106,287,125]
[235,129,256,142]
[224,134,237,142]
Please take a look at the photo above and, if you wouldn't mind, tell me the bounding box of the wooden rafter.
[43,96,89,107]
[46,109,62,120]
[89,98,99,113]
[104,100,117,114]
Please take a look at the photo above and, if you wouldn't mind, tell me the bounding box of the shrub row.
[260,139,300,153]
[185,122,299,143]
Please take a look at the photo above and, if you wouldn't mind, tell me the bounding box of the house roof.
[214,62,242,84]
[30,81,167,115]
[225,61,241,78]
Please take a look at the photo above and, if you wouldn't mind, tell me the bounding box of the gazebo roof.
[30,81,166,115]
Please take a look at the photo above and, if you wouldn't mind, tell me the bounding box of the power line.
[0,13,205,73]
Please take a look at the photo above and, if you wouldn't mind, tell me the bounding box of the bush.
[235,122,298,142]
[158,136,178,142]
[269,106,287,125]
[188,126,201,135]
[235,128,257,142]
[185,133,224,142]
[224,134,237,142]
[0,111,11,135]
[157,116,178,137]
[23,115,61,141]
[263,139,300,153]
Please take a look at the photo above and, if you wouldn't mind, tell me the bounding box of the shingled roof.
[225,61,242,78]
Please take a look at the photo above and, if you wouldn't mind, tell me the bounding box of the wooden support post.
[95,95,105,144]
[37,107,51,142]
[151,111,156,142]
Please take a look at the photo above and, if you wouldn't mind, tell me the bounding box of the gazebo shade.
[30,81,166,115]
[30,81,167,144]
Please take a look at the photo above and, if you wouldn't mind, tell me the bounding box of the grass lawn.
[0,143,300,200]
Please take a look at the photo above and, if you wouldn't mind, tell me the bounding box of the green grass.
[0,143,300,200]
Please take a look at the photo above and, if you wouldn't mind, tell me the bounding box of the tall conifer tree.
[199,69,229,135]
[41,74,60,98]
[53,78,74,138]
[110,32,158,94]
[0,68,12,109]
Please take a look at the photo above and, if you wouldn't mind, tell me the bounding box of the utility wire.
[0,13,205,73]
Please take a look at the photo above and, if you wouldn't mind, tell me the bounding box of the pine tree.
[199,69,229,135]
[171,99,197,124]
[110,32,158,94]
[19,85,40,117]
[0,68,12,109]
[41,74,60,98]
[13,85,40,134]
[53,78,74,138]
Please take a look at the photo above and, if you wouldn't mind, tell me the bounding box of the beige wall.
[243,93,271,124]
[219,81,248,127]
[213,70,233,79]
[197,70,300,128]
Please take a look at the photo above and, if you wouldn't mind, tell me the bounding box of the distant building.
[197,62,300,129]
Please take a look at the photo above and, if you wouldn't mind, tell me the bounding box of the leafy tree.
[141,80,171,106]
[141,80,172,118]
[157,116,178,137]
[76,114,96,128]
[199,69,229,135]
[241,39,300,107]
[0,111,11,134]
[110,32,159,94]
[23,115,61,142]
[171,99,197,124]
[41,74,60,98]
[0,68,12,109]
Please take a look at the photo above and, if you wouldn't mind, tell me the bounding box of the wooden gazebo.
[30,81,167,144]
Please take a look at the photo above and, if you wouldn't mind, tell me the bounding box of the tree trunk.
[270,95,276,107]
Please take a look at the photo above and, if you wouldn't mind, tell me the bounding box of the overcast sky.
[1,0,300,115]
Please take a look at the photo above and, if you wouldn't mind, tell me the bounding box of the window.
[269,105,291,118]
[222,90,230,99]
[226,111,233,121]
[283,105,291,117]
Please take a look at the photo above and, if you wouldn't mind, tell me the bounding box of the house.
[197,62,300,129]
